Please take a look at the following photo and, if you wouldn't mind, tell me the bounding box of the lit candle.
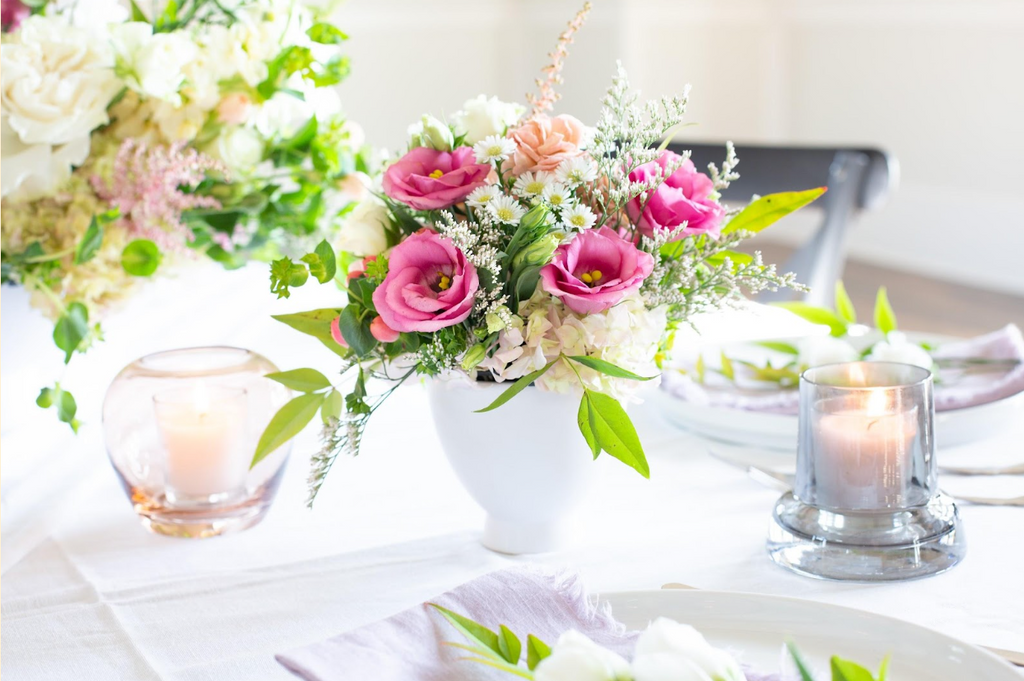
[153,383,249,502]
[813,374,918,510]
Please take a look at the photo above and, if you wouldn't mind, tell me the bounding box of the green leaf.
[272,308,349,358]
[834,280,857,324]
[722,187,828,235]
[497,625,522,665]
[315,240,336,282]
[786,642,817,681]
[567,356,656,381]
[429,604,502,657]
[53,302,89,363]
[577,392,601,459]
[129,0,147,21]
[774,301,849,337]
[877,655,889,681]
[307,22,348,44]
[526,635,551,671]
[720,351,735,380]
[321,389,343,424]
[74,216,104,265]
[705,249,754,270]
[475,360,557,413]
[121,239,162,276]
[251,393,325,467]
[266,368,331,393]
[339,305,376,357]
[873,286,898,335]
[270,257,309,299]
[36,384,80,433]
[755,340,800,355]
[831,656,880,681]
[695,353,706,384]
[584,390,649,478]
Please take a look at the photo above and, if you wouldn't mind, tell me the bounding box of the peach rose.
[506,114,588,176]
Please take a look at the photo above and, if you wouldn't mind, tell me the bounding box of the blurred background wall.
[330,0,1024,296]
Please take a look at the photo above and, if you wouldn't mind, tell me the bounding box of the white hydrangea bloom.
[481,291,666,403]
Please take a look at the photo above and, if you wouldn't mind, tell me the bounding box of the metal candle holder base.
[767,490,966,582]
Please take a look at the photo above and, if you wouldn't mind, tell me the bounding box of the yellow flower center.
[496,207,514,221]
[487,145,503,157]
[437,272,451,290]
[428,169,444,179]
[526,181,545,194]
[549,194,564,205]
[569,214,586,227]
[579,270,603,285]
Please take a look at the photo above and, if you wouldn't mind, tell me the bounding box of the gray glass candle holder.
[767,361,965,581]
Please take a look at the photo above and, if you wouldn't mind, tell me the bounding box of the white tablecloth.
[3,264,1023,680]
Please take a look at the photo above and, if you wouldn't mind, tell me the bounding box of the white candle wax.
[814,389,917,510]
[154,384,249,500]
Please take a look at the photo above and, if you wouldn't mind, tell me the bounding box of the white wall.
[333,0,1024,295]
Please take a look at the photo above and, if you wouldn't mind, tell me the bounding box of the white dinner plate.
[660,331,1024,451]
[601,590,1020,680]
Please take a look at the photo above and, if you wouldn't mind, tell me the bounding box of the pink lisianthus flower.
[371,230,479,332]
[540,226,655,314]
[627,151,725,241]
[506,113,588,176]
[382,147,490,211]
[1,0,29,31]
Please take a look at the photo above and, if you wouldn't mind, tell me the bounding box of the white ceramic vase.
[427,378,601,554]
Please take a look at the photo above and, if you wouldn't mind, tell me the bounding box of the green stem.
[21,273,68,316]
[23,246,76,264]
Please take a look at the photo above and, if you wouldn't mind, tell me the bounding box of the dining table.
[2,263,1022,680]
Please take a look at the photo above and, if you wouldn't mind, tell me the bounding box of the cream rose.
[337,197,390,257]
[452,95,524,145]
[0,15,121,198]
[113,23,196,103]
[212,127,264,173]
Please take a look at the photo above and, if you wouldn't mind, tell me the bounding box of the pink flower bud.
[370,316,400,343]
[217,93,253,125]
[330,315,349,348]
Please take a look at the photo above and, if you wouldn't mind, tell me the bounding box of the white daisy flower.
[542,183,574,210]
[556,156,598,185]
[473,135,517,164]
[560,204,598,231]
[512,171,553,198]
[488,195,527,224]
[466,184,501,208]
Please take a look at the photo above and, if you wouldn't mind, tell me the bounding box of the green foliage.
[272,308,348,358]
[498,625,522,665]
[834,280,857,325]
[719,350,735,380]
[270,257,310,299]
[338,305,376,357]
[577,390,600,458]
[53,302,89,363]
[775,301,849,337]
[874,286,898,335]
[566,355,657,381]
[121,239,162,276]
[831,655,890,681]
[301,240,338,284]
[36,384,79,433]
[266,368,332,393]
[475,360,557,413]
[429,606,532,679]
[307,22,349,44]
[577,389,650,478]
[722,187,827,235]
[526,635,551,671]
[251,392,326,467]
[786,642,817,681]
[755,340,799,355]
[73,210,117,265]
[321,389,343,424]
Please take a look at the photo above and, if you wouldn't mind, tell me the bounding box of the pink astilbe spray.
[92,139,226,251]
[526,1,592,119]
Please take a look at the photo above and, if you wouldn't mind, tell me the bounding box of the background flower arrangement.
[0,0,369,429]
[253,2,825,504]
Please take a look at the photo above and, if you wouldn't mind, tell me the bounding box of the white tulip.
[632,652,714,681]
[337,197,390,257]
[452,95,525,145]
[534,631,632,681]
[635,619,745,681]
[866,332,934,370]
[797,335,860,368]
[408,114,454,151]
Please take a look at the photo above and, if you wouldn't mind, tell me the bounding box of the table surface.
[3,264,1023,681]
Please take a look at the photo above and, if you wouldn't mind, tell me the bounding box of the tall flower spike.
[526,2,593,119]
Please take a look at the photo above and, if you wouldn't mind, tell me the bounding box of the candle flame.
[865,388,888,416]
[193,381,211,415]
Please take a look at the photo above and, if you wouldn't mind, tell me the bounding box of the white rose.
[337,197,390,257]
[408,114,454,151]
[452,95,525,145]
[632,653,714,681]
[113,23,197,103]
[534,631,631,681]
[212,127,264,173]
[634,619,744,681]
[797,335,859,368]
[866,331,934,369]
[0,15,121,198]
[151,101,206,142]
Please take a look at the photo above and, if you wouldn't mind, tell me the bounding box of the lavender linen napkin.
[275,567,638,681]
[662,324,1024,415]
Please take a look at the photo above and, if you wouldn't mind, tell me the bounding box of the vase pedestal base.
[483,516,570,555]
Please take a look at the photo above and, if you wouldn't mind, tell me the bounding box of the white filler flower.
[466,184,501,209]
[473,134,517,164]
[488,195,527,224]
[561,204,598,231]
[556,155,598,185]
[513,170,553,198]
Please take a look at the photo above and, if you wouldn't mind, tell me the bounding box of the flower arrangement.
[431,605,890,681]
[0,0,368,429]
[252,2,824,503]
